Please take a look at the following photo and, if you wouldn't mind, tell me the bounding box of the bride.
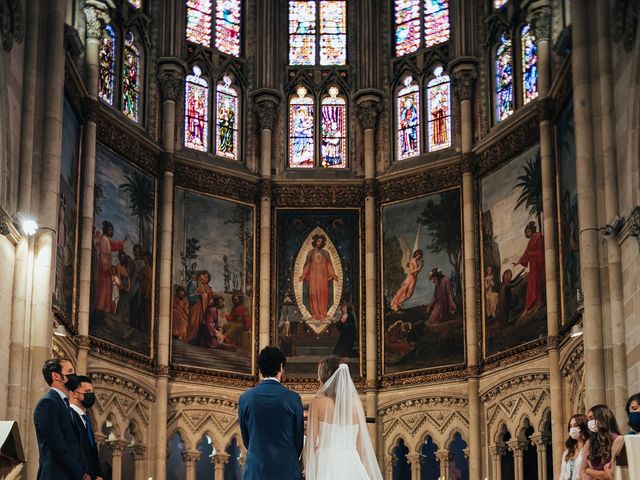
[304,356,383,480]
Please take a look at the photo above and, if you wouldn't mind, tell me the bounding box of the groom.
[239,346,304,480]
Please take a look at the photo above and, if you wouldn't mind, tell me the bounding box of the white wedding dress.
[304,364,383,480]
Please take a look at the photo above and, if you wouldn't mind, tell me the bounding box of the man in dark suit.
[239,346,304,480]
[33,358,90,480]
[69,376,103,480]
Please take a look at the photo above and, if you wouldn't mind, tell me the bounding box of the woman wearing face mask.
[579,405,622,479]
[559,414,589,480]
[624,392,640,434]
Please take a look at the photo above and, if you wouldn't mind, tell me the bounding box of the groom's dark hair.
[258,346,286,377]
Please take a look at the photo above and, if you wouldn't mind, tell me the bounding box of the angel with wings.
[390,227,424,312]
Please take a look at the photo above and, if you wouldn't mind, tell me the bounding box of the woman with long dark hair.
[559,414,589,480]
[579,405,623,479]
[624,392,640,435]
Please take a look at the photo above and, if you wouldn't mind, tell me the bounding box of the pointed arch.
[396,75,421,160]
[289,85,315,168]
[521,23,538,104]
[215,73,240,160]
[289,0,346,66]
[184,65,209,152]
[426,65,451,151]
[99,24,117,105]
[495,31,514,122]
[320,85,347,168]
[121,30,142,122]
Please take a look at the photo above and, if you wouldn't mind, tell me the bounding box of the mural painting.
[480,145,547,357]
[556,100,581,323]
[171,189,255,375]
[55,97,81,321]
[275,209,361,378]
[89,144,156,355]
[381,188,465,374]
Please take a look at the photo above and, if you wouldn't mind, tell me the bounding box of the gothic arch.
[167,425,194,452]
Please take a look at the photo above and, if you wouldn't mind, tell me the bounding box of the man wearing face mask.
[33,358,90,480]
[69,376,103,480]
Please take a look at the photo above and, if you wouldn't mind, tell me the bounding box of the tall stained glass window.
[187,0,213,47]
[424,0,449,48]
[184,66,209,152]
[215,75,239,160]
[289,86,315,168]
[395,0,421,56]
[215,0,241,56]
[426,66,451,151]
[321,87,346,168]
[99,25,116,105]
[397,76,420,160]
[289,1,346,66]
[495,33,513,122]
[521,24,538,104]
[122,32,141,122]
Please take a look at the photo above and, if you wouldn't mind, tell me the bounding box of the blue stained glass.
[521,24,538,104]
[495,33,513,122]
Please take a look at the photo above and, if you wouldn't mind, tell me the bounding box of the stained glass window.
[186,0,212,47]
[395,0,421,56]
[98,25,116,105]
[215,75,239,160]
[122,32,141,123]
[128,0,142,8]
[427,66,451,151]
[397,76,420,159]
[289,86,315,168]
[494,0,508,8]
[495,33,513,122]
[521,24,538,104]
[319,1,347,65]
[321,87,346,168]
[184,66,209,152]
[424,0,449,47]
[289,1,316,65]
[215,0,241,56]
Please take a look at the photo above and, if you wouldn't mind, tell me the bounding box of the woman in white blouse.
[559,414,590,480]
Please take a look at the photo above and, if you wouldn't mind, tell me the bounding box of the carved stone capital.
[260,178,272,199]
[1,0,24,52]
[157,57,187,103]
[536,96,555,122]
[461,152,478,174]
[108,440,127,454]
[83,1,111,40]
[614,0,639,53]
[254,99,279,131]
[435,449,452,463]
[628,206,640,240]
[160,152,175,174]
[450,58,479,102]
[156,365,170,377]
[131,446,146,461]
[363,179,377,198]
[212,453,230,465]
[0,212,11,236]
[356,100,383,131]
[182,450,201,464]
[76,335,91,349]
[406,453,423,466]
[528,3,552,42]
[82,97,100,123]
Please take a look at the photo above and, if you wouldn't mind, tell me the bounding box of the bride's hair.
[318,355,342,384]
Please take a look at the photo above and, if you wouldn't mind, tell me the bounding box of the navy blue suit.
[238,379,304,480]
[33,390,88,480]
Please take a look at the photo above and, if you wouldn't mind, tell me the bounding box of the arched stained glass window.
[98,25,116,105]
[289,1,346,66]
[122,32,141,122]
[397,76,420,160]
[321,87,346,168]
[289,86,315,168]
[395,0,421,56]
[187,0,213,47]
[424,0,449,48]
[215,75,239,160]
[427,66,451,151]
[495,33,513,122]
[184,66,209,152]
[521,24,538,104]
[215,0,241,56]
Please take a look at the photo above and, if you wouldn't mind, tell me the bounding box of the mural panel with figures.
[89,144,156,355]
[480,145,547,357]
[275,209,361,378]
[381,188,465,374]
[55,97,81,323]
[170,189,255,375]
[556,100,580,323]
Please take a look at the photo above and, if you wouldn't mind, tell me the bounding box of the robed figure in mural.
[390,249,424,311]
[94,220,125,313]
[425,268,456,325]
[299,234,339,321]
[513,221,545,317]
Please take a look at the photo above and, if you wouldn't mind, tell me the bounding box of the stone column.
[183,450,200,480]
[595,0,628,422]
[252,91,280,350]
[406,453,422,480]
[384,455,394,480]
[109,440,127,480]
[76,0,111,374]
[508,442,525,480]
[451,58,482,480]
[436,450,451,479]
[131,446,147,480]
[530,435,548,480]
[153,58,185,480]
[570,0,606,406]
[213,452,230,480]
[490,446,504,480]
[529,3,565,472]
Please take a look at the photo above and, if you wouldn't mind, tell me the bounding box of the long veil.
[304,363,383,480]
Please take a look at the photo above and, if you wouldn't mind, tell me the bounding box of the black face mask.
[80,392,96,409]
[63,373,80,392]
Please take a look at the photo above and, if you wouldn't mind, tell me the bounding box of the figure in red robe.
[390,249,424,311]
[299,234,339,321]
[94,220,124,313]
[514,221,545,316]
[425,268,456,325]
[172,286,189,340]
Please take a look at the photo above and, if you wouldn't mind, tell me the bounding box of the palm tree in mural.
[119,172,154,249]
[513,152,543,230]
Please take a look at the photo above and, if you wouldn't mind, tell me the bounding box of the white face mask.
[588,419,598,433]
[569,426,582,439]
